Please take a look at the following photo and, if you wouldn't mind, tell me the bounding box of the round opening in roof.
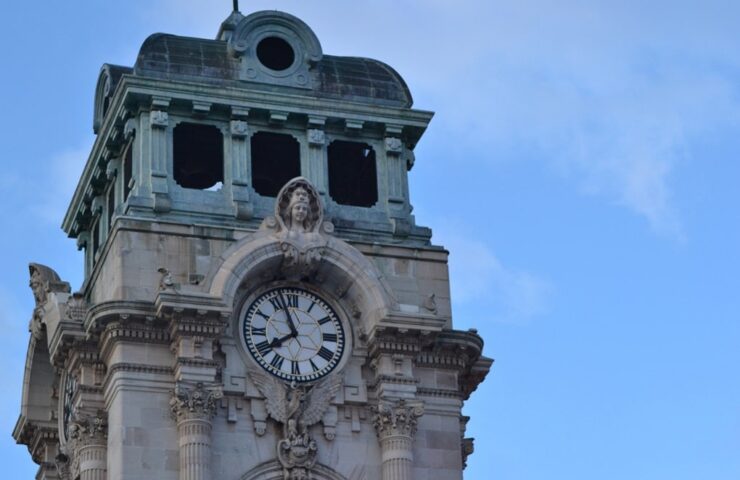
[256,36,295,71]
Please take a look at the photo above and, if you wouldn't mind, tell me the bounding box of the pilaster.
[68,411,107,480]
[372,399,424,480]
[170,382,222,480]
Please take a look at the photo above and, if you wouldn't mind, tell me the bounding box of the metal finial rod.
[233,0,239,12]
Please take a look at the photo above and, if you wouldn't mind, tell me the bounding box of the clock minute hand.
[279,292,298,336]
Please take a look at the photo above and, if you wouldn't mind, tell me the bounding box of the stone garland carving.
[249,372,343,480]
[262,177,334,280]
[170,382,223,421]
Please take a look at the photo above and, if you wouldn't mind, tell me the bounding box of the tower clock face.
[242,287,346,382]
[60,370,77,443]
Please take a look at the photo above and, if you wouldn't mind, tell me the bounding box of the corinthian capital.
[170,382,223,421]
[372,399,424,439]
[69,410,107,445]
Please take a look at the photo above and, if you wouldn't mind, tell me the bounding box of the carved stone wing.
[300,374,343,427]
[248,371,288,423]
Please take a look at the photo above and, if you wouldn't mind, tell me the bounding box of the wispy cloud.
[144,0,740,241]
[433,222,552,324]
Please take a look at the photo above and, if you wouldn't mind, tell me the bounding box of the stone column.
[69,412,107,480]
[372,399,424,480]
[170,382,222,480]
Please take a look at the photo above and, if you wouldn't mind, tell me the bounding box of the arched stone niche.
[206,229,398,343]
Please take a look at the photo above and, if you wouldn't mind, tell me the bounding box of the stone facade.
[14,8,491,480]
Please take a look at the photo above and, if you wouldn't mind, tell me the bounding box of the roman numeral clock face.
[242,287,346,382]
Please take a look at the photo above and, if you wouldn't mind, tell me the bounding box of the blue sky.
[1,1,738,478]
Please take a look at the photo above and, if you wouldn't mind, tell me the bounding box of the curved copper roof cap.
[133,10,413,108]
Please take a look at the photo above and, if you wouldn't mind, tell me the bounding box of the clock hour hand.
[278,292,298,336]
[270,332,294,348]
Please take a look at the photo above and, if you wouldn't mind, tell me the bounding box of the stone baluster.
[170,382,222,480]
[372,399,424,480]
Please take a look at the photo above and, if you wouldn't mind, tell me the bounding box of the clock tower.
[14,8,491,480]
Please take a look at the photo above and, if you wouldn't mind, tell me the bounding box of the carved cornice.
[416,387,463,399]
[170,382,223,422]
[372,399,424,439]
[106,363,173,377]
[459,356,493,400]
[168,312,229,340]
[29,425,59,464]
[368,375,419,391]
[99,318,170,362]
[368,328,426,358]
[84,300,158,333]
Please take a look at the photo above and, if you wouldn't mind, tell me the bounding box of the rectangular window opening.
[173,122,224,190]
[251,131,301,197]
[328,140,378,207]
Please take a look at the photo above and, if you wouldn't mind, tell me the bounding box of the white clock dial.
[242,287,345,382]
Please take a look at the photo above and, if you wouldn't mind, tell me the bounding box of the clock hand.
[278,291,298,336]
[270,332,294,348]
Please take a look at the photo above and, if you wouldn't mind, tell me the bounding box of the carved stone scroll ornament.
[248,372,343,480]
[262,177,333,280]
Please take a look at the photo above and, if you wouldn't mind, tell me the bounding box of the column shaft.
[177,417,213,480]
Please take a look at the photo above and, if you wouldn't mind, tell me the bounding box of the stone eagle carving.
[248,372,343,479]
[248,372,343,429]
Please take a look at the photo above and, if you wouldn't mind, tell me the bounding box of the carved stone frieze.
[170,382,223,421]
